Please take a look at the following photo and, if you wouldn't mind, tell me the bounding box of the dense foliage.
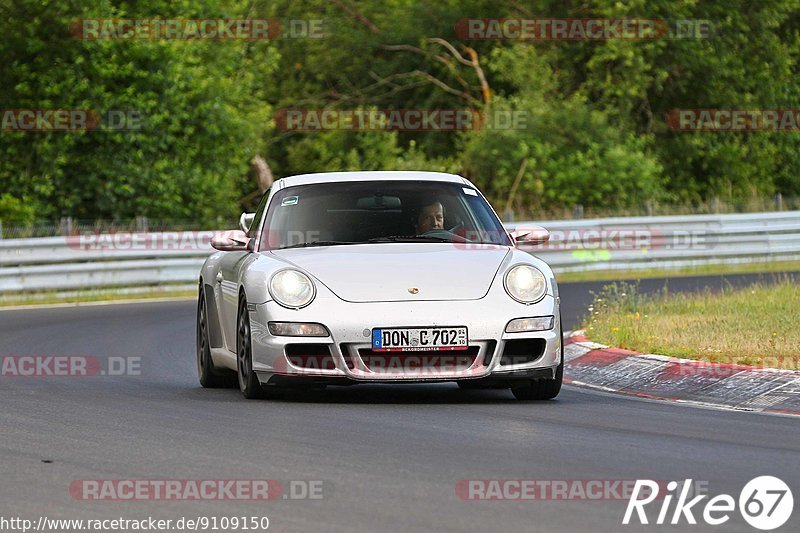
[1,0,799,224]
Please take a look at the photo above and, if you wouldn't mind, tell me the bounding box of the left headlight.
[504,265,547,304]
[269,269,316,309]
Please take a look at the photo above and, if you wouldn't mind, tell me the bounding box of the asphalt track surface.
[1,273,799,532]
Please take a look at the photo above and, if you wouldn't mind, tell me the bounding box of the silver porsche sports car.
[197,171,562,400]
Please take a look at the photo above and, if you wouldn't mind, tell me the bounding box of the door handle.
[216,272,223,283]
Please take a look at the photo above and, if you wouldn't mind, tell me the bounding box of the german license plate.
[371,327,468,352]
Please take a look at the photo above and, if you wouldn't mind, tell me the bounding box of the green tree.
[0,0,275,224]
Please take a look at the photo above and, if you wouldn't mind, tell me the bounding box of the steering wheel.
[447,222,464,233]
[421,228,471,243]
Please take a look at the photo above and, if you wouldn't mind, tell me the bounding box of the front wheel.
[237,295,274,399]
[197,286,229,388]
[510,364,563,400]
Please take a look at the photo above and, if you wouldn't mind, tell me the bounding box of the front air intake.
[500,339,546,366]
[285,344,335,370]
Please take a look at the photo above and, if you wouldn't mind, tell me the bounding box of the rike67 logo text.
[624,476,793,530]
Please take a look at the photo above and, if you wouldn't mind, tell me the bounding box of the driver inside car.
[415,200,445,234]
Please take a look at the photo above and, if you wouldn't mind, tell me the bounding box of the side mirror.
[211,230,251,252]
[239,212,256,235]
[510,225,550,246]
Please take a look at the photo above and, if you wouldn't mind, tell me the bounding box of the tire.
[197,286,230,388]
[236,295,276,399]
[510,320,564,401]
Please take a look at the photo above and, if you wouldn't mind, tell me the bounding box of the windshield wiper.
[367,234,507,245]
[280,240,359,249]
[366,235,453,243]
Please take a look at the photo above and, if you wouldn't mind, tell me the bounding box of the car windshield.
[258,180,512,250]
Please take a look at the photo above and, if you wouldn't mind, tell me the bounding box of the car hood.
[270,243,510,302]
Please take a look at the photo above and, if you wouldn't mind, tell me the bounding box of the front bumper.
[248,294,561,385]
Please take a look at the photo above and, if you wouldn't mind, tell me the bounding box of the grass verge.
[556,259,800,283]
[583,278,800,370]
[0,286,196,307]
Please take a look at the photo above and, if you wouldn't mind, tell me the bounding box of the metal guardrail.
[2,211,800,293]
[507,210,800,273]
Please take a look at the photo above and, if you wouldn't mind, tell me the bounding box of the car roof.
[276,171,471,189]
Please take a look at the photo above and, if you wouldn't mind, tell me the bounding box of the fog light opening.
[268,322,329,337]
[505,316,554,333]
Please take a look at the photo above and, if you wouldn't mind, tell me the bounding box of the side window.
[248,188,271,237]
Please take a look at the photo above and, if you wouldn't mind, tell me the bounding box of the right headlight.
[503,265,547,304]
[269,269,316,309]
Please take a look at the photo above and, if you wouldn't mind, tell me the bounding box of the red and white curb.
[563,330,800,416]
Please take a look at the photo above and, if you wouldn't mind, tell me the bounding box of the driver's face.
[416,202,444,234]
